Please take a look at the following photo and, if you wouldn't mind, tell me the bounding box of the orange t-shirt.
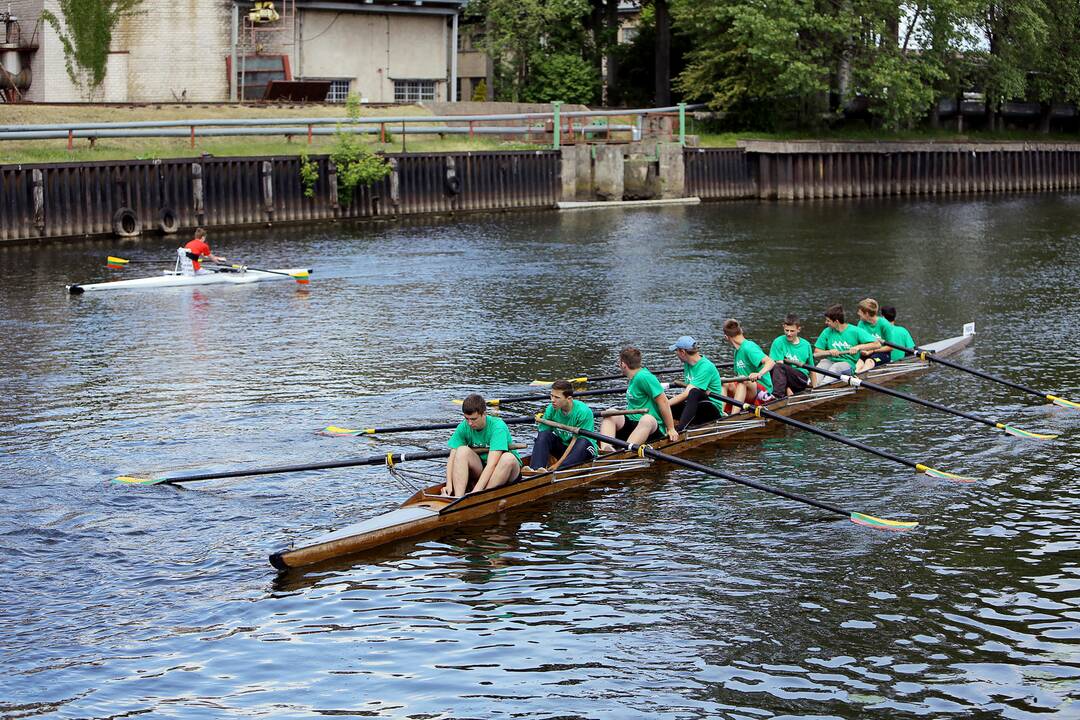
[184,238,212,271]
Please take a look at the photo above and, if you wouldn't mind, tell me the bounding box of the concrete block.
[593,146,624,201]
[658,143,685,199]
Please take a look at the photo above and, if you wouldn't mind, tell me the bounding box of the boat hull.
[270,328,975,570]
[67,267,312,294]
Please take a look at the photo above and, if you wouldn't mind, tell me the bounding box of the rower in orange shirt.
[178,228,227,275]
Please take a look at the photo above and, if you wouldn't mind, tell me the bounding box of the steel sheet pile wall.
[747,143,1080,199]
[683,148,756,199]
[0,150,561,243]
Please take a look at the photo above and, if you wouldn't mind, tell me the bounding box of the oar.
[794,360,1058,440]
[114,444,523,485]
[211,263,311,285]
[529,365,699,387]
[321,408,645,437]
[452,385,639,407]
[884,340,1080,411]
[106,256,167,269]
[537,417,918,531]
[671,381,976,482]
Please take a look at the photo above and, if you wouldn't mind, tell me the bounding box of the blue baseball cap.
[668,335,697,351]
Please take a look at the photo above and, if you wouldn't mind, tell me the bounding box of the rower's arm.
[752,356,776,379]
[655,392,679,440]
[813,347,832,359]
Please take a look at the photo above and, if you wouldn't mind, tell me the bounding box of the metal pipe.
[230,3,238,103]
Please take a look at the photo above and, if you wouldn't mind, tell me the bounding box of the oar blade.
[1001,424,1058,440]
[1048,395,1080,410]
[529,380,554,387]
[318,426,370,437]
[917,465,977,483]
[849,512,919,531]
[291,270,310,285]
[113,475,162,486]
[106,256,130,270]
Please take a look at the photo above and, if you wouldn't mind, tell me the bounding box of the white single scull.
[67,267,313,294]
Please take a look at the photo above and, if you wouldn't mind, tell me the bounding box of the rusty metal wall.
[0,150,562,243]
[683,148,756,199]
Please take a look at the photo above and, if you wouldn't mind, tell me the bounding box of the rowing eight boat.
[67,267,313,294]
[269,324,976,570]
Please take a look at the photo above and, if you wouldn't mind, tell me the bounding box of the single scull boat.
[67,266,312,294]
[268,324,977,570]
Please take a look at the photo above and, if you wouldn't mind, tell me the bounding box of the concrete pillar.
[658,143,685,199]
[593,145,624,201]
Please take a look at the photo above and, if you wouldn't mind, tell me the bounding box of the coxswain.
[813,304,881,375]
[178,228,226,276]
[855,298,895,370]
[597,347,679,452]
[723,319,775,407]
[524,380,598,473]
[442,394,522,497]
[666,335,725,431]
[768,314,816,398]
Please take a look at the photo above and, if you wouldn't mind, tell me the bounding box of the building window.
[326,79,351,103]
[620,26,638,44]
[394,79,437,103]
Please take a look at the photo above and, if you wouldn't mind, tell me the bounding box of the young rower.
[666,335,725,431]
[597,347,679,452]
[442,393,522,497]
[525,380,598,473]
[881,305,917,362]
[855,298,895,370]
[768,314,816,398]
[723,319,775,407]
[813,304,881,375]
[178,228,226,276]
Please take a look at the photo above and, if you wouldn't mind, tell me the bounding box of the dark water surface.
[1,196,1078,719]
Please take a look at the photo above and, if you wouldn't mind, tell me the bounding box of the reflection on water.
[1,195,1078,718]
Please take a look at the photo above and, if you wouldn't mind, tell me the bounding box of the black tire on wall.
[112,207,142,237]
[158,207,180,235]
[444,173,461,196]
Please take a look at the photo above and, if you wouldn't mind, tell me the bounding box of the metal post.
[678,102,686,147]
[67,129,73,151]
[450,10,459,103]
[190,126,195,148]
[230,3,239,103]
[552,101,562,150]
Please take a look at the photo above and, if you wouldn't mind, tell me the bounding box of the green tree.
[41,0,143,100]
[972,1,1048,130]
[522,53,600,103]
[1028,0,1080,132]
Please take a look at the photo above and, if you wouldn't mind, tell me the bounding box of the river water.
[1,195,1078,719]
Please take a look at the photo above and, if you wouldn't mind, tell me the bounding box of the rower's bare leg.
[626,413,658,446]
[488,454,521,490]
[447,447,483,497]
[598,412,626,453]
[856,357,874,372]
[732,380,752,406]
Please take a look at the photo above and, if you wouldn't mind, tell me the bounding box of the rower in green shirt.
[597,346,679,452]
[856,297,895,370]
[881,305,917,362]
[768,314,816,398]
[525,380,598,472]
[813,304,882,375]
[723,319,776,406]
[666,335,725,431]
[442,393,522,497]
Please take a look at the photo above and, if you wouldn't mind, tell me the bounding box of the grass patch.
[694,128,1080,147]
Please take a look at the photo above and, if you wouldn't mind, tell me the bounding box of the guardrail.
[0,103,705,150]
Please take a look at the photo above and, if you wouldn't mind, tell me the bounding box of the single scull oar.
[793,360,1058,439]
[884,340,1080,411]
[537,417,918,531]
[671,381,976,482]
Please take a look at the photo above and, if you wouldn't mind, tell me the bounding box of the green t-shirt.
[769,335,814,377]
[814,324,878,367]
[683,355,725,411]
[857,316,895,345]
[448,415,521,463]
[540,398,598,451]
[626,367,668,433]
[886,324,916,362]
[733,339,773,392]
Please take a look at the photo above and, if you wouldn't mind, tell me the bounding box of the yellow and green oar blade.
[998,423,1059,440]
[914,463,977,483]
[849,513,919,531]
[106,256,130,270]
[530,376,589,387]
[1047,394,1080,410]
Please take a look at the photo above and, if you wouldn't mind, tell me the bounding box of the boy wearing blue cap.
[667,336,725,431]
